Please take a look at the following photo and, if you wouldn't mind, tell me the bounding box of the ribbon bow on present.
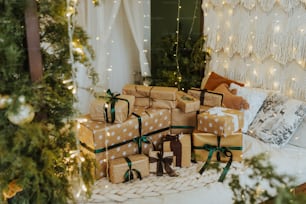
[149,151,178,177]
[102,89,130,123]
[194,135,242,182]
[123,157,142,182]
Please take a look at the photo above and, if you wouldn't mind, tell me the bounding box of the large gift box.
[170,108,197,134]
[89,90,135,123]
[122,84,177,109]
[197,107,244,136]
[187,88,223,107]
[79,107,171,179]
[192,130,243,162]
[163,134,191,167]
[108,154,149,184]
[176,91,200,113]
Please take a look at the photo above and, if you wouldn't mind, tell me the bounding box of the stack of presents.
[79,74,244,184]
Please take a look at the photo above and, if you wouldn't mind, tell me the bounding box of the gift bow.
[149,151,177,177]
[207,107,239,135]
[103,89,130,123]
[194,136,242,182]
[123,157,142,182]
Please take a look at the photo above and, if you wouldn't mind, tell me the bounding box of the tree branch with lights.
[0,0,97,203]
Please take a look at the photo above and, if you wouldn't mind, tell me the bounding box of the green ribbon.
[102,89,130,123]
[80,127,170,154]
[123,157,142,182]
[132,112,153,153]
[194,136,242,182]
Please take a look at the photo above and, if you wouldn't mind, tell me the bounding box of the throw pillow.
[229,83,268,133]
[247,92,306,147]
[288,117,306,148]
[201,72,244,91]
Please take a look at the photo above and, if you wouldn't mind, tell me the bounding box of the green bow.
[123,157,142,182]
[194,136,242,182]
[103,89,130,123]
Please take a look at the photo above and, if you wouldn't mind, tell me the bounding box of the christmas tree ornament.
[0,94,12,109]
[7,104,35,125]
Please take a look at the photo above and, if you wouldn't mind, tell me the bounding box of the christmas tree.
[0,1,97,203]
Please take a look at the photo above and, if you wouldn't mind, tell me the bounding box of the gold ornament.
[0,95,12,109]
[2,180,23,200]
[7,104,35,125]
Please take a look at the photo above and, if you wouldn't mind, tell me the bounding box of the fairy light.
[174,0,182,88]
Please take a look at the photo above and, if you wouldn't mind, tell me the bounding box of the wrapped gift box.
[176,91,200,113]
[192,130,243,162]
[188,88,223,107]
[170,108,196,134]
[197,107,244,136]
[79,107,171,179]
[163,134,191,167]
[80,140,138,179]
[122,84,177,109]
[108,154,149,184]
[149,151,177,176]
[89,92,135,123]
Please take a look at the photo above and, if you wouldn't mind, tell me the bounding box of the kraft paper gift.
[197,107,244,136]
[80,141,138,179]
[188,88,223,107]
[192,130,243,162]
[89,90,135,123]
[163,134,191,167]
[108,154,149,184]
[170,108,197,134]
[176,91,200,113]
[122,84,177,109]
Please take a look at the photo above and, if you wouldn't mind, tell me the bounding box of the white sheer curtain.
[75,0,151,114]
[123,0,151,77]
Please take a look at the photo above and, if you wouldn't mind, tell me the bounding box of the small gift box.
[192,130,243,162]
[122,84,177,109]
[188,88,223,107]
[197,107,244,136]
[163,134,191,167]
[176,91,200,113]
[170,108,197,134]
[192,130,243,182]
[89,89,135,123]
[149,151,177,177]
[108,154,149,184]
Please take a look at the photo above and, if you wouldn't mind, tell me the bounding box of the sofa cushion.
[247,92,306,147]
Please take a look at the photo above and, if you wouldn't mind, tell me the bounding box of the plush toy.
[213,83,249,110]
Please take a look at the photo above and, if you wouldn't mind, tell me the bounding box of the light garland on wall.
[203,0,306,101]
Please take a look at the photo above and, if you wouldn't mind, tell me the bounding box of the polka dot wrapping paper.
[197,107,244,137]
